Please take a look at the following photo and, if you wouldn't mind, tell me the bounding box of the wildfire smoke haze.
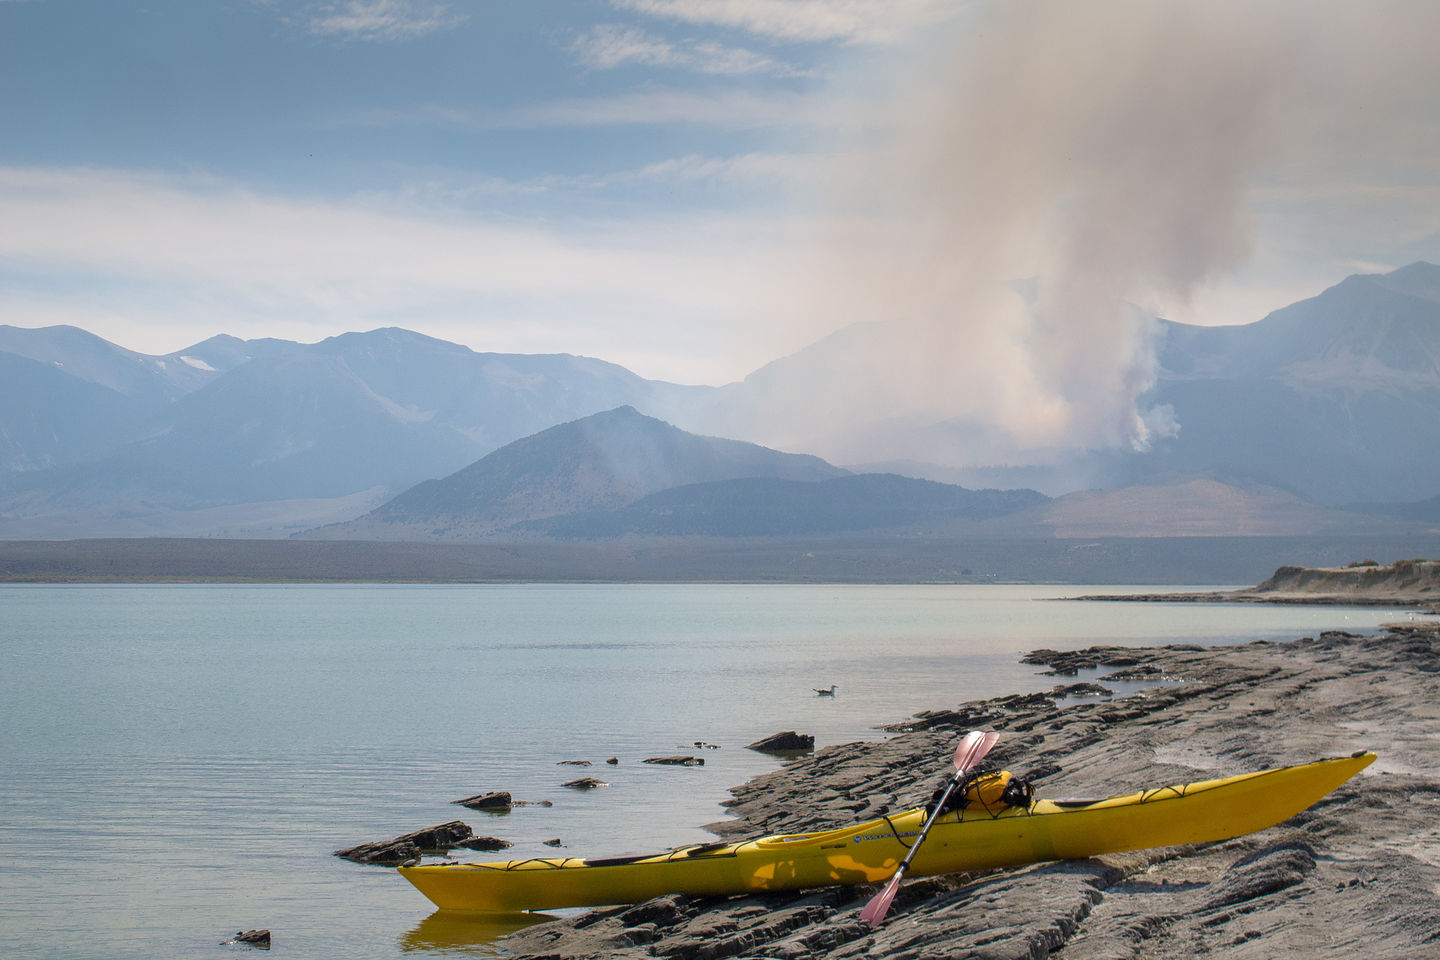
[759,0,1440,471]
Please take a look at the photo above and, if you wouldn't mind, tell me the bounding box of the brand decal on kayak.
[855,831,920,843]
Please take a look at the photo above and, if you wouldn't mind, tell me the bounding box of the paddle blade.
[953,729,999,774]
[859,872,904,928]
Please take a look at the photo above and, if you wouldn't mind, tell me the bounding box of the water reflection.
[401,911,556,955]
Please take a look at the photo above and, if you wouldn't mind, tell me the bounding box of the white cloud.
[307,0,463,42]
[571,23,801,76]
[573,24,679,70]
[0,166,818,383]
[611,0,966,45]
[687,40,796,75]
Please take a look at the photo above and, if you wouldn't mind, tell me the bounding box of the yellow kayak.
[399,751,1373,913]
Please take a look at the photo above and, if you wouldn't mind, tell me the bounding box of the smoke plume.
[749,0,1440,474]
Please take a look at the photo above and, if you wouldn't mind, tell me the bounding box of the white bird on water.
[814,685,837,696]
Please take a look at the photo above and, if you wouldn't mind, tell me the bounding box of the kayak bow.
[398,751,1373,913]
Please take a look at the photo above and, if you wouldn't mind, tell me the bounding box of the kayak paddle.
[858,729,999,928]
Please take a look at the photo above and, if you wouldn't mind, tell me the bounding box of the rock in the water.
[746,731,814,753]
[454,790,513,810]
[558,759,593,766]
[457,835,514,852]
[336,839,422,866]
[563,777,608,789]
[543,838,564,847]
[230,929,270,947]
[334,821,474,864]
[643,756,704,766]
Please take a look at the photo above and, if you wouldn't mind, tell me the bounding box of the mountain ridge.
[316,405,850,540]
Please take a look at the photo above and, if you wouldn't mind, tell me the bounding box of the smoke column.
[759,0,1440,471]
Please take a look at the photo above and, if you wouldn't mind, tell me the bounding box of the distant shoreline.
[1072,591,1428,607]
[1069,558,1440,609]
[4,534,1440,586]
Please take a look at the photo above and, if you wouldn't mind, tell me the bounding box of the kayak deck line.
[438,842,748,873]
[398,751,1375,913]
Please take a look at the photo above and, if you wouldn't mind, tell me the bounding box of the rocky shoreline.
[501,619,1440,959]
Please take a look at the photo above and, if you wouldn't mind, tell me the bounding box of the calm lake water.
[0,583,1417,959]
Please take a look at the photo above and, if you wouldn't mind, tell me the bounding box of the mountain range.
[3,263,1440,540]
[0,327,707,536]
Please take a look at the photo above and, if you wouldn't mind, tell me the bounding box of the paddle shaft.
[890,770,966,882]
[860,730,997,927]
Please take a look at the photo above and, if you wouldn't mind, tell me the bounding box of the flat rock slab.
[334,821,474,865]
[502,621,1440,959]
[644,756,705,766]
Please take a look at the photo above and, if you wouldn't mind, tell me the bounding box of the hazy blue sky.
[4,0,1438,386]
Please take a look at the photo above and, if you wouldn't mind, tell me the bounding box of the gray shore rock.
[502,620,1440,959]
[334,821,475,865]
